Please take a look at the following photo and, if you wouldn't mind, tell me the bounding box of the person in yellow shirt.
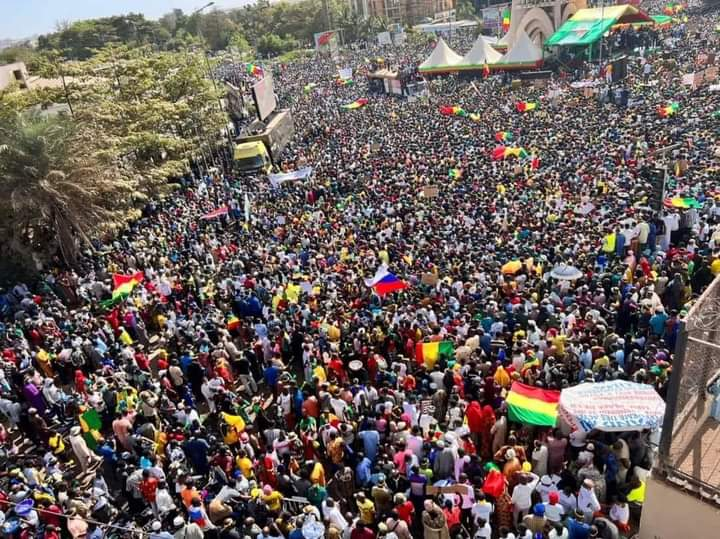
[552,334,567,356]
[236,451,254,479]
[309,461,326,486]
[355,492,375,524]
[261,485,283,514]
[711,256,720,276]
[593,354,610,372]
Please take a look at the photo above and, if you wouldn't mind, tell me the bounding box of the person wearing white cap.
[172,516,204,539]
[149,521,173,539]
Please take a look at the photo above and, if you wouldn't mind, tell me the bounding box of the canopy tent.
[491,32,511,51]
[612,13,673,30]
[496,30,543,69]
[456,35,503,71]
[418,37,463,74]
[546,4,653,47]
[559,380,666,432]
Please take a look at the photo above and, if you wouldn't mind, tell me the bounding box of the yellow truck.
[233,140,272,174]
[233,109,294,174]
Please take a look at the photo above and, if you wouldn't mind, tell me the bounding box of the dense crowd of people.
[0,2,719,539]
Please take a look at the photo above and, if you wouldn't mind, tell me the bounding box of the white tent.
[418,37,463,72]
[496,32,512,49]
[457,35,502,68]
[497,30,543,66]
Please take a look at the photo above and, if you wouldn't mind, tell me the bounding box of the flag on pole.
[364,264,409,296]
[342,98,369,110]
[502,8,511,33]
[100,272,144,309]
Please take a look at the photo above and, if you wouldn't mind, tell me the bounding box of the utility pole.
[192,2,234,164]
[56,58,74,118]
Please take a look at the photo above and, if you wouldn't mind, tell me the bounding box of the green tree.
[0,46,42,71]
[256,33,298,57]
[0,113,134,270]
[228,33,253,59]
[197,10,238,51]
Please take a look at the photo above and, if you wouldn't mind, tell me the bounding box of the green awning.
[545,18,616,46]
[546,5,653,47]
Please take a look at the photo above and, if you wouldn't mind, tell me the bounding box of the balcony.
[515,0,567,8]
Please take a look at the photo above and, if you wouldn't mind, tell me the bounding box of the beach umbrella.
[501,260,523,274]
[550,264,583,280]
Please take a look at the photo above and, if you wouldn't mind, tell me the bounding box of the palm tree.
[0,112,134,272]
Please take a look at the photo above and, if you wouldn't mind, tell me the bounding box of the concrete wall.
[640,476,720,539]
[0,61,29,90]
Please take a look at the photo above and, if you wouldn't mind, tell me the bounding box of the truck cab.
[233,140,271,174]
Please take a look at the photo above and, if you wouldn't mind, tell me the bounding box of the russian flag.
[364,265,409,296]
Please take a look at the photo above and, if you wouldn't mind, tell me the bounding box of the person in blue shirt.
[355,453,372,487]
[649,307,669,337]
[357,426,379,462]
[613,341,625,370]
[264,362,280,391]
[567,510,591,539]
[183,435,210,475]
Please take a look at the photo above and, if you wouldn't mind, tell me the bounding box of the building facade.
[351,0,455,25]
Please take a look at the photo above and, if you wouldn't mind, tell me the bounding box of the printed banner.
[559,380,666,432]
[268,167,314,188]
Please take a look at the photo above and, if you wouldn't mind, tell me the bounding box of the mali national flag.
[658,101,679,118]
[502,8,511,33]
[415,341,455,369]
[246,63,263,77]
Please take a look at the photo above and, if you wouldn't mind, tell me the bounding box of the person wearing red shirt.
[395,494,415,525]
[38,499,62,528]
[442,500,462,534]
[350,522,375,539]
[139,469,159,516]
[43,524,60,539]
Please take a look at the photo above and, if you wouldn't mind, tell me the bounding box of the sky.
[0,0,250,40]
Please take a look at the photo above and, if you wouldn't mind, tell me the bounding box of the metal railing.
[657,276,720,503]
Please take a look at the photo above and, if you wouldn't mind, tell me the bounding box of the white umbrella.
[550,264,583,280]
[559,380,666,432]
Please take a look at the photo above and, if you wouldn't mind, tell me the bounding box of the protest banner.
[268,167,314,188]
[558,380,666,432]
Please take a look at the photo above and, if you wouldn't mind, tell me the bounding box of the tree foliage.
[37,13,167,59]
[0,45,227,272]
[36,0,384,60]
[0,113,134,270]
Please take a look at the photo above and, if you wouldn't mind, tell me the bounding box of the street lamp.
[192,2,215,16]
[190,1,234,164]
